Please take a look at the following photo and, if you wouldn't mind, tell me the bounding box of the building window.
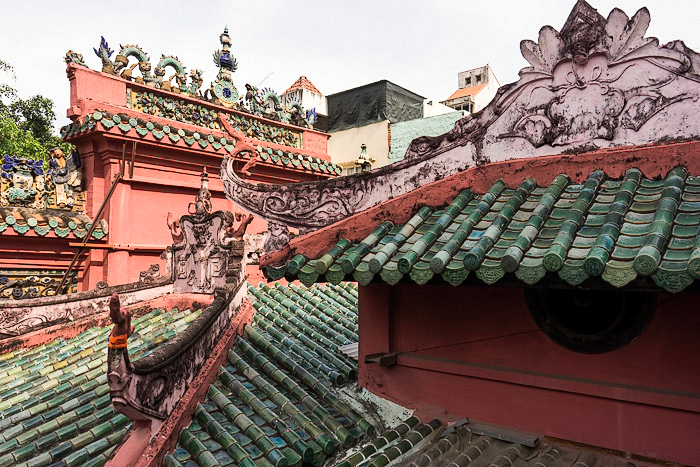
[525,289,656,353]
[465,77,472,86]
[475,74,481,83]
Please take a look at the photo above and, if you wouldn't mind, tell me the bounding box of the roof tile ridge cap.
[542,170,606,273]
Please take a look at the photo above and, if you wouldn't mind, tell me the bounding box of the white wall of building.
[328,120,390,172]
[472,66,500,113]
[280,89,327,115]
[423,100,456,118]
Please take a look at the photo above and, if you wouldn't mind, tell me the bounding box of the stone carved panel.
[107,280,248,423]
[171,213,245,293]
[221,1,700,248]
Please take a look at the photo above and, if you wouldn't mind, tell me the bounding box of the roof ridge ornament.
[220,2,700,252]
[209,27,240,108]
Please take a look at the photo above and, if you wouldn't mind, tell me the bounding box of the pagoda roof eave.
[61,106,342,178]
[260,140,700,293]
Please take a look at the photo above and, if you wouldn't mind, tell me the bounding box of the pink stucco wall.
[358,283,700,465]
[63,65,331,290]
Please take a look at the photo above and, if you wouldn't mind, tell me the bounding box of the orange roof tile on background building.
[445,83,488,101]
[284,75,322,95]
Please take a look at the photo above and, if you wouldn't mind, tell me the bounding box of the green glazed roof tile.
[267,167,700,292]
[0,304,202,466]
[0,207,107,240]
[168,282,378,467]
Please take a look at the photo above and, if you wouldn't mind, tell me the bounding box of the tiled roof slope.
[284,76,322,96]
[162,282,380,467]
[267,167,700,293]
[0,207,107,239]
[0,305,202,467]
[445,83,488,101]
[340,421,632,467]
[62,110,342,176]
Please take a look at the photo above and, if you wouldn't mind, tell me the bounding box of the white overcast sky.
[1,0,698,131]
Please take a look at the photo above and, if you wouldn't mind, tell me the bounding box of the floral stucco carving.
[221,1,700,251]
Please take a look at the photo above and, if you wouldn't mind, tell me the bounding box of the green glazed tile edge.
[558,262,590,286]
[475,265,505,285]
[515,264,546,285]
[652,268,694,293]
[602,264,637,288]
[379,269,403,286]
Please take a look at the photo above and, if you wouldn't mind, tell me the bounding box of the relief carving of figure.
[263,221,290,254]
[1,156,44,206]
[47,147,82,208]
[225,212,254,240]
[166,212,183,243]
[109,293,134,350]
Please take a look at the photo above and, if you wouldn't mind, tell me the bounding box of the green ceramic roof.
[267,167,700,293]
[333,417,443,467]
[388,111,464,163]
[0,207,107,239]
[61,111,343,176]
[163,282,377,467]
[337,419,630,467]
[0,305,201,467]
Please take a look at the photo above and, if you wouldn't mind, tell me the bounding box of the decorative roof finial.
[210,27,239,108]
[355,144,375,173]
[193,168,212,217]
[560,0,606,65]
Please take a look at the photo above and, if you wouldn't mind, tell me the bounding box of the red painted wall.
[56,65,334,291]
[358,283,700,465]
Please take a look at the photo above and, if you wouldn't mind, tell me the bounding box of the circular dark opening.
[525,288,656,354]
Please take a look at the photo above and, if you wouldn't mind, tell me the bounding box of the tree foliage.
[0,59,69,162]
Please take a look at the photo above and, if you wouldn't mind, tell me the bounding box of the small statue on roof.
[108,293,134,349]
[47,147,82,208]
[189,168,213,217]
[225,212,254,240]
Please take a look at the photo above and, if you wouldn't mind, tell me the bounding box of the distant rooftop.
[445,83,488,101]
[284,75,323,95]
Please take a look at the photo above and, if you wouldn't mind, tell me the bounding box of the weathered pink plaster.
[261,140,700,267]
[357,284,700,465]
[224,3,700,241]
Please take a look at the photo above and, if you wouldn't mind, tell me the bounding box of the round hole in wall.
[524,288,656,354]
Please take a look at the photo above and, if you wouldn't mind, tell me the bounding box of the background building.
[441,64,500,113]
[280,76,328,131]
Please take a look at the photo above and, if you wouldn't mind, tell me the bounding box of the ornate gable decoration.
[66,29,319,129]
[221,1,700,242]
[408,1,700,162]
[168,170,251,293]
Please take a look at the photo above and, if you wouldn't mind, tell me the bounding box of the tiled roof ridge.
[269,165,700,293]
[284,76,323,96]
[62,109,342,176]
[259,142,700,269]
[0,207,107,240]
[445,83,489,101]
